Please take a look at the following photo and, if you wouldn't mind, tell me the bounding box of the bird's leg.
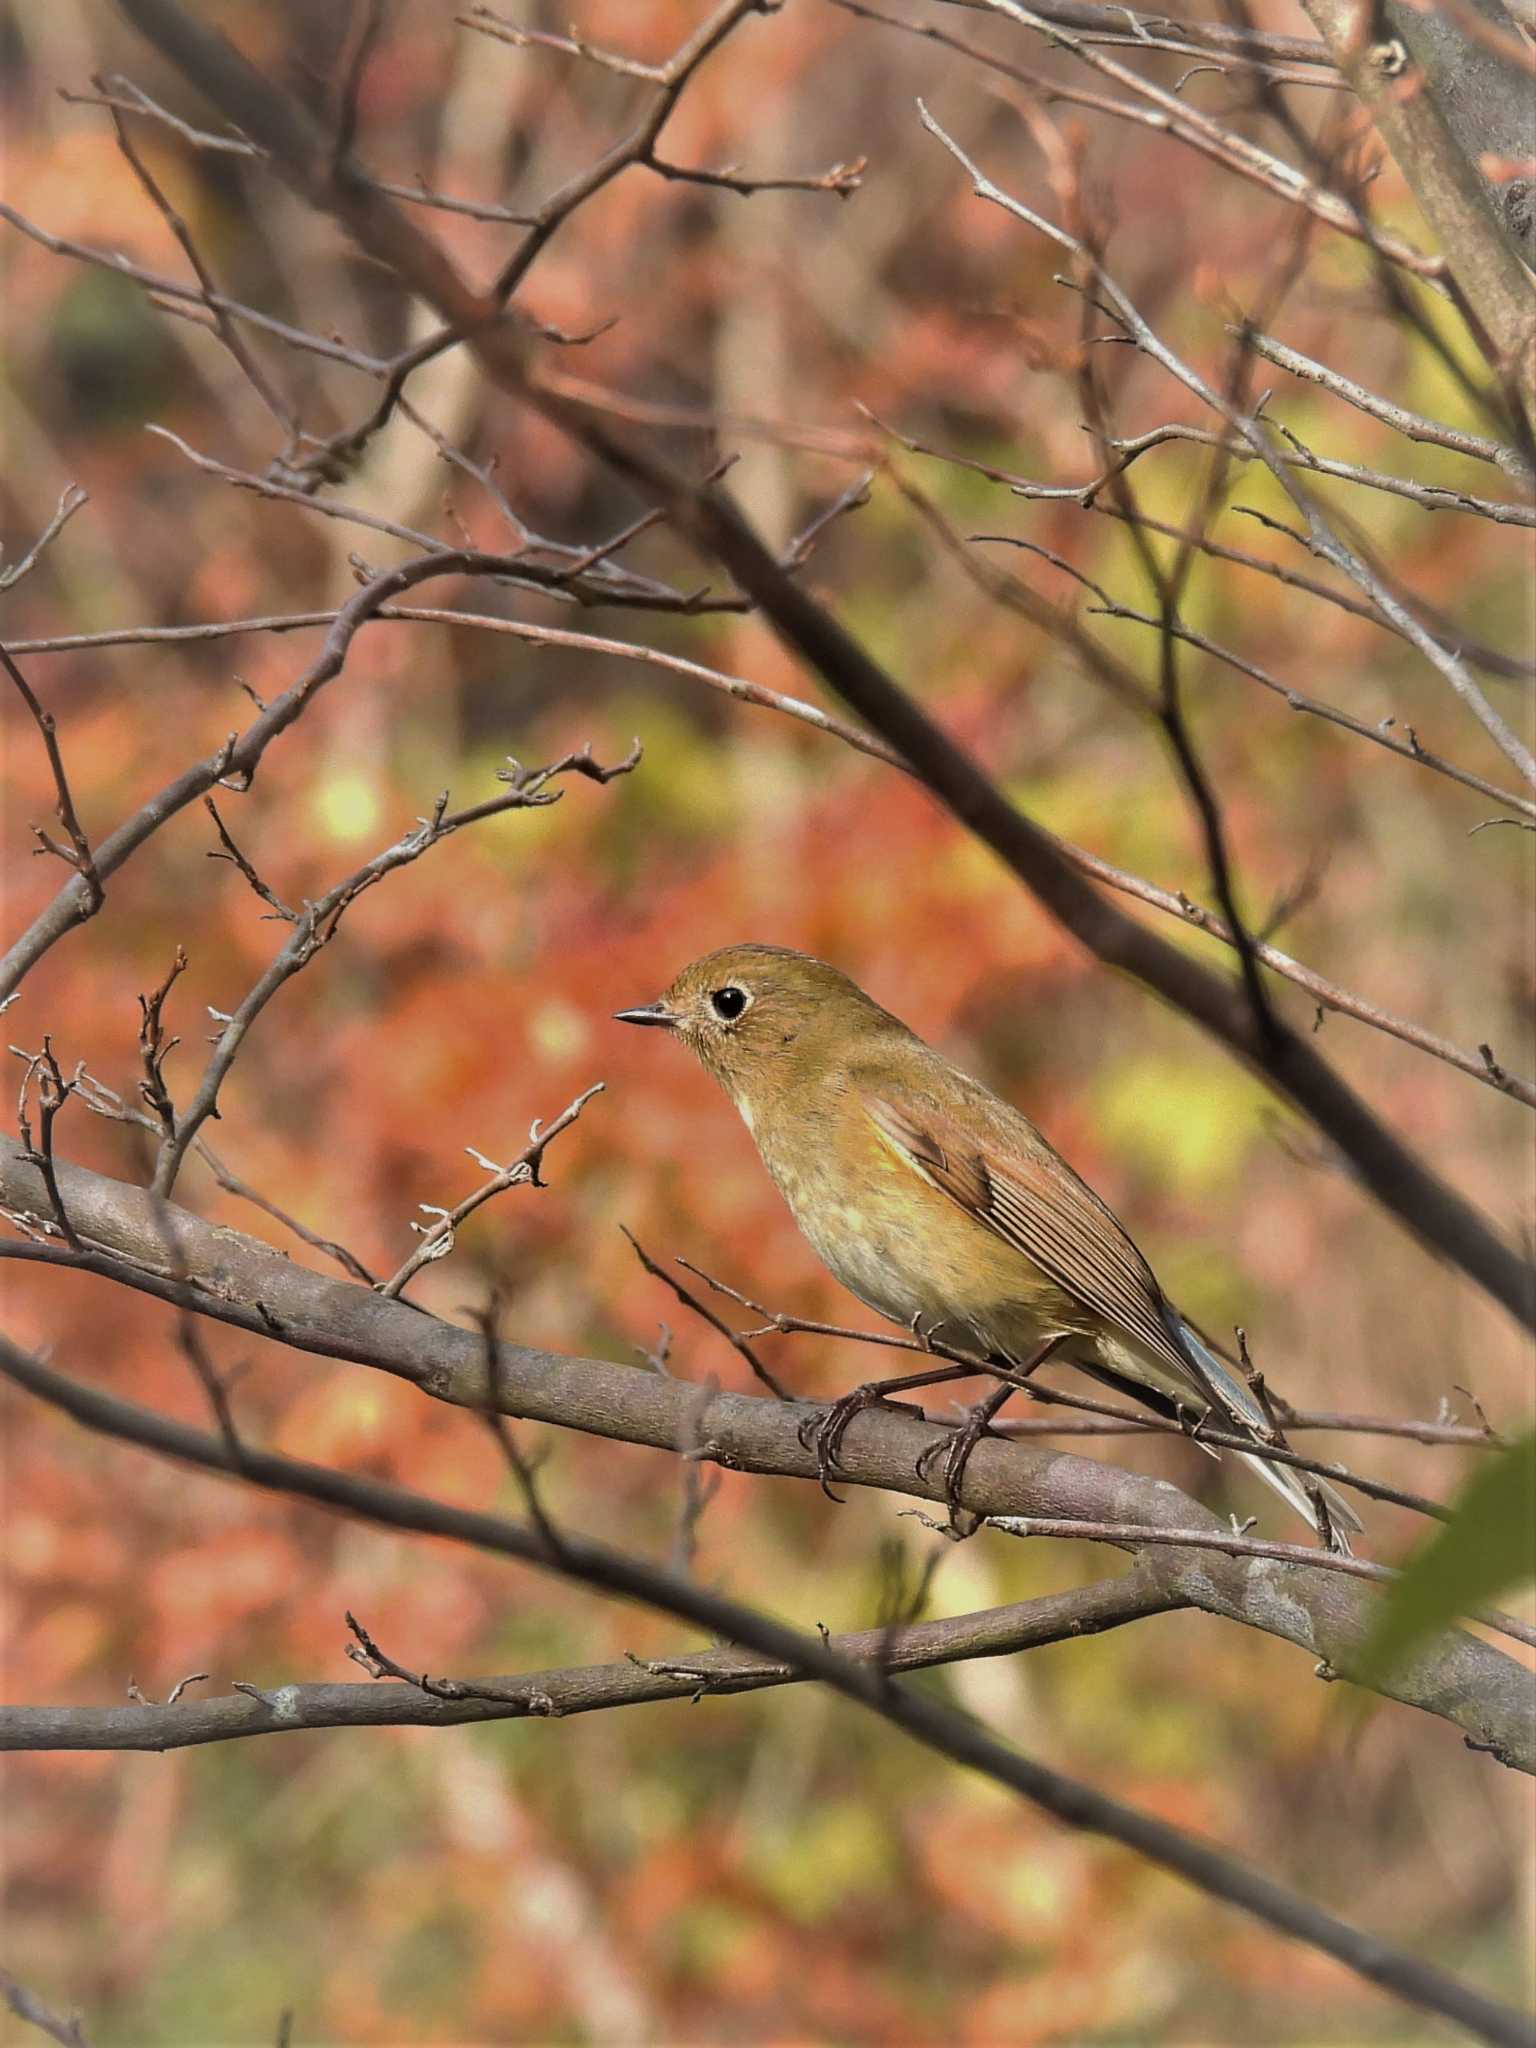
[914,1379,1017,1533]
[915,1338,1066,1528]
[799,1361,977,1503]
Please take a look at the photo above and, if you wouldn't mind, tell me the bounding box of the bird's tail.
[1175,1318,1362,1554]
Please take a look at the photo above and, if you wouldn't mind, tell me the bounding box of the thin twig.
[985,1516,1536,1649]
[193,1139,379,1284]
[203,798,297,920]
[1101,419,1536,527]
[137,946,188,1142]
[0,1969,93,2048]
[1,643,103,910]
[622,1228,794,1399]
[12,1039,83,1251]
[104,97,299,445]
[671,1262,1453,1519]
[378,1084,607,1299]
[155,747,637,1197]
[917,101,1536,788]
[1237,326,1532,483]
[0,484,89,592]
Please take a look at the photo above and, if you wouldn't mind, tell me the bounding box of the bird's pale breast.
[742,1073,1093,1359]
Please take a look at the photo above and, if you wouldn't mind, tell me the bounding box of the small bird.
[617,942,1357,1547]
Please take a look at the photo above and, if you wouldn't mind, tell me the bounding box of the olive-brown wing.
[862,1090,1200,1388]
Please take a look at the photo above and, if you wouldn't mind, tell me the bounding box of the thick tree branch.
[2,1333,1532,2048]
[1302,0,1536,422]
[1,1138,1530,1769]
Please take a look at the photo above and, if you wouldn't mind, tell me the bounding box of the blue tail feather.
[1174,1317,1362,1548]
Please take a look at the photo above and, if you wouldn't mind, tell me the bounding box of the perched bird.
[617,942,1357,1547]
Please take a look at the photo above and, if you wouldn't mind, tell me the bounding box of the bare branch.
[886,416,1533,681]
[908,0,1447,279]
[0,548,577,1002]
[983,1516,1536,1650]
[1,643,103,913]
[0,484,89,592]
[1100,419,1536,526]
[645,151,866,199]
[203,798,297,922]
[894,487,1536,1103]
[3,1136,1531,1767]
[1,1571,1167,1750]
[379,1083,607,1300]
[932,0,1336,67]
[990,549,1536,823]
[622,1227,794,1400]
[1301,0,1536,419]
[2,1327,1531,2044]
[10,588,1527,1114]
[992,1405,1506,1447]
[103,95,299,446]
[98,0,1533,1353]
[136,946,188,1143]
[154,746,637,1196]
[144,423,737,612]
[918,102,1536,789]
[1239,325,1533,483]
[0,1969,93,2048]
[11,1039,83,1251]
[193,1140,378,1284]
[668,1261,1460,1519]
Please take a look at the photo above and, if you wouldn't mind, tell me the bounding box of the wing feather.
[863,1089,1201,1389]
[861,1087,1355,1543]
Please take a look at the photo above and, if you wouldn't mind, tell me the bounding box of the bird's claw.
[914,1414,992,1537]
[914,1380,1021,1534]
[799,1384,927,1503]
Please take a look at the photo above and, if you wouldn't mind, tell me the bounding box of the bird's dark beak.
[614,1001,679,1029]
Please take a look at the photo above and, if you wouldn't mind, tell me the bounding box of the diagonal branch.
[154,747,636,1195]
[1,1329,1531,2047]
[0,547,571,1003]
[1,1569,1173,1751]
[1,643,103,915]
[1301,0,1536,423]
[0,484,90,593]
[916,101,1536,789]
[1239,326,1532,483]
[379,1082,608,1299]
[0,1969,93,2048]
[1,1136,1530,1769]
[106,0,1536,1321]
[9,596,1530,1106]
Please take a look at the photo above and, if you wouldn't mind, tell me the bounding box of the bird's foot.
[915,1382,1015,1534]
[797,1382,930,1503]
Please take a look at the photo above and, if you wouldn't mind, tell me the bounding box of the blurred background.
[2,0,1533,2041]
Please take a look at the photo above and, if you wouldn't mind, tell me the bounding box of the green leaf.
[1358,1427,1536,1683]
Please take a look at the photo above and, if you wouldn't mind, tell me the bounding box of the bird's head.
[615,943,898,1105]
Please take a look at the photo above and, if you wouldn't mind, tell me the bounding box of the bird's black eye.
[710,985,748,1021]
